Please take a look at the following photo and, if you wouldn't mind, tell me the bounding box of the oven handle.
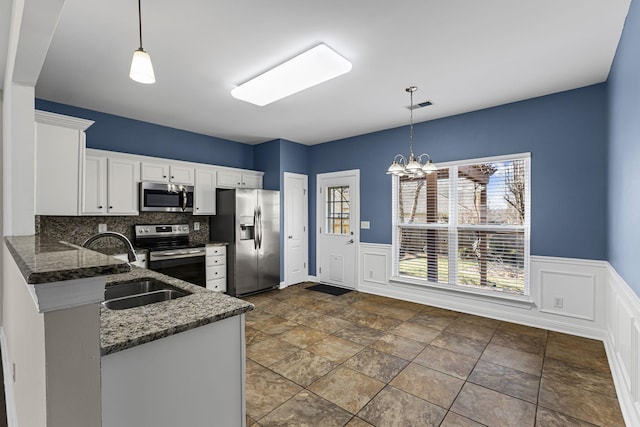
[153,252,179,257]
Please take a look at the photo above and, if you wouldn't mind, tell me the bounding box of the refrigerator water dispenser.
[239,224,254,240]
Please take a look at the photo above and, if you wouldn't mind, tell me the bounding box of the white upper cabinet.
[82,155,107,215]
[82,155,139,216]
[140,162,169,183]
[108,158,140,215]
[217,170,263,189]
[194,167,217,215]
[141,162,194,185]
[35,111,94,216]
[242,172,263,189]
[169,165,194,185]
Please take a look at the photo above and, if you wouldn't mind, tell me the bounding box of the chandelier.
[386,86,436,177]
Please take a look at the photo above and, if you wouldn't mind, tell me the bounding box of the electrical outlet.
[369,270,374,278]
[194,222,200,231]
[98,224,107,233]
[553,296,564,309]
[361,221,370,230]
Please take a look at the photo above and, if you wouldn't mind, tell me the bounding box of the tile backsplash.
[36,213,210,250]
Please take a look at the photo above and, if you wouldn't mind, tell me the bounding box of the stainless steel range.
[135,224,206,287]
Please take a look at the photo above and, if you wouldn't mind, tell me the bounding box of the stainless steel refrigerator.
[210,189,280,297]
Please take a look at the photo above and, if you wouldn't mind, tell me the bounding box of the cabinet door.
[170,165,195,185]
[35,122,82,215]
[217,170,242,188]
[194,168,216,215]
[108,158,140,215]
[241,173,263,189]
[141,162,169,183]
[82,155,107,215]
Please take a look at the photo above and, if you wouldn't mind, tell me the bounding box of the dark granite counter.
[4,235,253,356]
[4,235,130,284]
[100,268,254,356]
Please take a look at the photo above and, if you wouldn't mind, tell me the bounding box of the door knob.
[288,235,293,239]
[346,239,354,244]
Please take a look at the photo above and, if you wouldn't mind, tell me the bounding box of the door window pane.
[326,186,350,235]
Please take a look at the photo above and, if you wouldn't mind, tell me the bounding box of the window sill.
[389,276,535,309]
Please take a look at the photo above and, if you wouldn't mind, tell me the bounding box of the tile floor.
[243,282,625,427]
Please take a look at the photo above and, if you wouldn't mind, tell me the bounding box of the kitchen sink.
[104,278,180,300]
[102,278,190,310]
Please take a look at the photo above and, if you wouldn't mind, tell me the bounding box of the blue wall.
[35,99,254,169]
[253,139,281,191]
[37,84,612,285]
[308,84,608,275]
[608,0,640,295]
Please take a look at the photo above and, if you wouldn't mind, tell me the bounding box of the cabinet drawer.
[206,265,226,280]
[206,278,226,292]
[206,255,225,267]
[206,246,226,256]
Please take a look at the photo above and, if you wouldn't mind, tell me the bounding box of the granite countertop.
[207,241,229,246]
[100,267,254,356]
[4,235,131,284]
[5,235,253,357]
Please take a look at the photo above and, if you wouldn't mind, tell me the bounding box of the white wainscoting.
[605,265,640,427]
[357,242,640,426]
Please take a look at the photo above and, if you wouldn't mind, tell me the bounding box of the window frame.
[391,152,531,298]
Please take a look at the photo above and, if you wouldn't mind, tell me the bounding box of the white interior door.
[284,173,309,286]
[316,170,359,289]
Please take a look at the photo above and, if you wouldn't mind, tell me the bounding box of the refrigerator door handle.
[257,206,262,249]
[253,207,258,250]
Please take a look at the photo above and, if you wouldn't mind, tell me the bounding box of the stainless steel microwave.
[139,182,194,212]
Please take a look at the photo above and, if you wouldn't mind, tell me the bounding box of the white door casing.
[284,173,309,286]
[316,170,360,289]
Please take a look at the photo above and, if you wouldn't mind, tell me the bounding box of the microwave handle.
[182,187,187,211]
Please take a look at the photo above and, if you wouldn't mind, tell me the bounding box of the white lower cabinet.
[83,155,139,215]
[206,246,227,292]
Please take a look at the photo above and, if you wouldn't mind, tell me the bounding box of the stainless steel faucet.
[82,231,139,263]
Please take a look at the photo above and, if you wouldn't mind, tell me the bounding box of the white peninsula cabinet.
[194,167,217,215]
[217,169,263,189]
[35,110,94,215]
[83,154,140,215]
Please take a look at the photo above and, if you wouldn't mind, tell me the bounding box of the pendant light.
[386,86,436,177]
[129,0,155,84]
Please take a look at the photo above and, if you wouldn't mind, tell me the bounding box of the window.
[392,153,530,296]
[326,185,350,235]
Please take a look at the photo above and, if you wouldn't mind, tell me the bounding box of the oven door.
[148,254,205,287]
[140,182,194,212]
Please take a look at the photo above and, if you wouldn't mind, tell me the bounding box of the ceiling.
[33,0,630,146]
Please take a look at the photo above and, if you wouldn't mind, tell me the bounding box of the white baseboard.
[307,275,318,282]
[357,242,640,426]
[0,327,18,427]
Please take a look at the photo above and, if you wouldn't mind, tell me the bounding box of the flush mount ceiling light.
[387,86,437,177]
[129,0,155,84]
[231,44,352,106]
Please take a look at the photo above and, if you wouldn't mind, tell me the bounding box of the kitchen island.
[2,236,253,427]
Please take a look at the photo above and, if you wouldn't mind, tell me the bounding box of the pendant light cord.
[137,0,143,49]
